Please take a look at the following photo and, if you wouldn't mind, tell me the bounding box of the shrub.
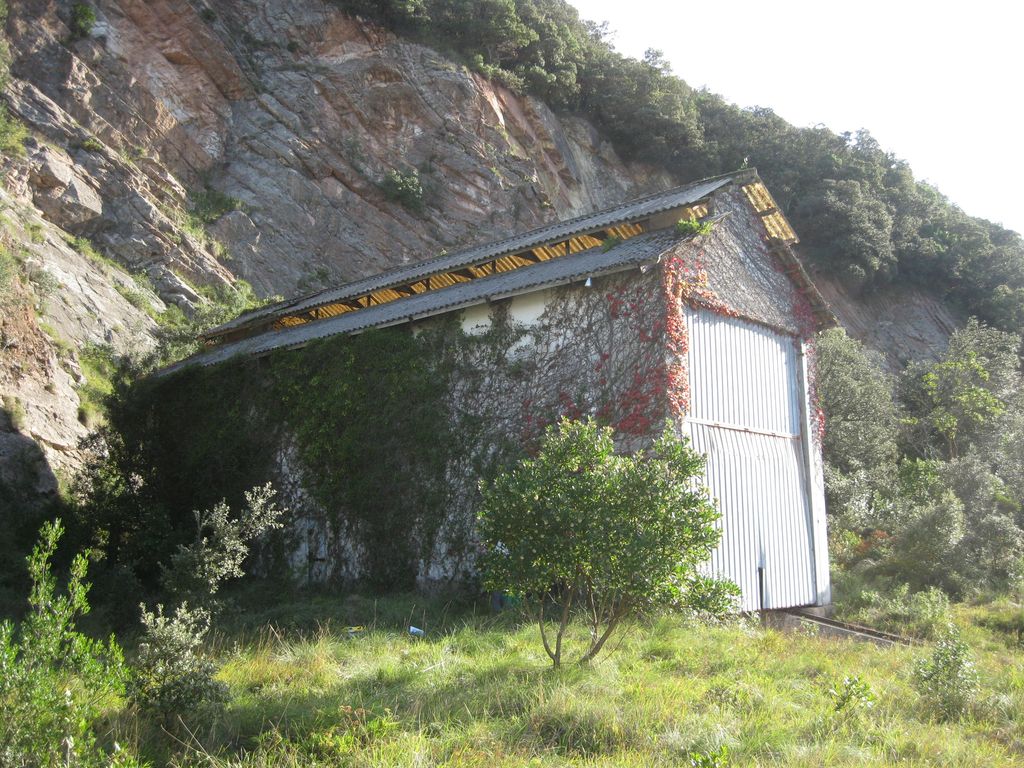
[161,483,285,610]
[913,625,980,719]
[676,573,741,620]
[478,418,726,667]
[3,394,26,431]
[189,187,246,224]
[0,104,27,158]
[0,520,128,767]
[843,584,951,639]
[80,136,104,152]
[675,218,714,237]
[379,168,424,212]
[690,745,729,767]
[816,673,875,737]
[829,674,875,717]
[27,264,60,301]
[70,3,97,38]
[126,601,228,721]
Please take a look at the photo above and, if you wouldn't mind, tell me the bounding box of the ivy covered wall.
[94,189,821,593]
[99,265,681,592]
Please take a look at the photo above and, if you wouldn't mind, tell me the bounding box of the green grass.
[77,343,117,427]
[80,136,105,153]
[114,278,160,319]
[67,234,117,271]
[163,186,245,262]
[37,321,74,359]
[0,242,18,304]
[101,591,1024,766]
[0,103,27,158]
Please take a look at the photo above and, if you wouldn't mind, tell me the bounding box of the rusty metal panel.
[685,307,818,611]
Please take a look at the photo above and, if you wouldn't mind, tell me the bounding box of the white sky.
[570,0,1024,235]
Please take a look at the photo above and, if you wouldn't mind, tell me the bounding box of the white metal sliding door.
[685,308,817,611]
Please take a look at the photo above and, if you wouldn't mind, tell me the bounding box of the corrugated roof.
[203,174,737,339]
[160,229,685,376]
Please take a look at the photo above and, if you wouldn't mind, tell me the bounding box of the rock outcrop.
[1,0,678,491]
[0,0,955,502]
[6,0,673,296]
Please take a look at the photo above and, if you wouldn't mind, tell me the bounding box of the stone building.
[170,169,834,611]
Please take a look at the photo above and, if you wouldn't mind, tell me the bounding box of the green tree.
[815,328,899,537]
[817,328,898,475]
[797,179,896,284]
[433,0,535,65]
[881,461,966,590]
[900,320,1020,460]
[477,419,726,667]
[0,520,131,767]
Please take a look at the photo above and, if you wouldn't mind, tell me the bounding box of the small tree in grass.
[478,418,727,667]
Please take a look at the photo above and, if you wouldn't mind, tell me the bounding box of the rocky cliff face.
[1,0,676,496]
[0,0,955,503]
[7,0,673,296]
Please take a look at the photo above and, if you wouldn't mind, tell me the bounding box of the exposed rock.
[812,272,961,369]
[0,0,958,506]
[0,187,159,483]
[28,142,105,228]
[6,0,673,298]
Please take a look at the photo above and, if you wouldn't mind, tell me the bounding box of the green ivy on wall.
[82,271,678,595]
[86,323,475,592]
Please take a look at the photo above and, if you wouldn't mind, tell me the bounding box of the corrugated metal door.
[685,308,817,610]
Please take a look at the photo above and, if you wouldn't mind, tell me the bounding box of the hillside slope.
[0,0,957,500]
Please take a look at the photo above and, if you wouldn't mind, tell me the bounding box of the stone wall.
[273,264,677,588]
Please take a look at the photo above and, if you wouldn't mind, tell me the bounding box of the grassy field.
[106,591,1024,767]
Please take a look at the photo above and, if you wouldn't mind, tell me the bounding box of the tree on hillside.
[822,320,1024,593]
[900,320,1020,461]
[817,329,899,475]
[477,419,733,667]
[815,328,899,533]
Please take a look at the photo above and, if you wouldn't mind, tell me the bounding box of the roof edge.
[199,171,755,341]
